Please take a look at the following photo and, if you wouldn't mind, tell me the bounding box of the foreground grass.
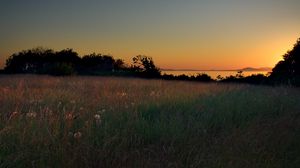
[0,75,299,168]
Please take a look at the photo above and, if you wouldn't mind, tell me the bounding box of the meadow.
[0,75,299,168]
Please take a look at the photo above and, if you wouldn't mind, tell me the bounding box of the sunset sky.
[1,0,299,70]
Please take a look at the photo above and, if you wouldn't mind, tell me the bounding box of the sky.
[0,0,300,70]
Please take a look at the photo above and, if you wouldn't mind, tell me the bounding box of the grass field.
[0,75,299,168]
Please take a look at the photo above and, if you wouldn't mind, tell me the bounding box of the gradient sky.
[1,0,300,69]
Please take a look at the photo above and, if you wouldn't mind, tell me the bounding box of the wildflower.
[117,92,127,97]
[12,111,18,116]
[65,112,74,120]
[73,132,82,139]
[150,91,160,97]
[26,112,37,118]
[150,91,156,96]
[94,114,101,120]
[101,109,106,113]
[9,111,19,119]
[94,114,102,126]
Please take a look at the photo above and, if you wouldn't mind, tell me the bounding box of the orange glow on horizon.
[0,34,299,70]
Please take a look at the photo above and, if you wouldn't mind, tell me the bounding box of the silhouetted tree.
[54,48,80,64]
[47,48,80,75]
[131,55,161,78]
[5,47,55,73]
[80,53,116,75]
[114,59,126,70]
[270,38,300,86]
[4,47,80,75]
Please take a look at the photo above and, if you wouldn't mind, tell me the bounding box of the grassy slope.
[0,75,299,168]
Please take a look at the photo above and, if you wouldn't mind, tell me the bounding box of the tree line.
[3,47,160,78]
[2,37,300,86]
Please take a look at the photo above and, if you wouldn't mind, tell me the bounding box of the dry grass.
[0,75,299,168]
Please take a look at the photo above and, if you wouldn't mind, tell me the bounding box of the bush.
[48,63,76,76]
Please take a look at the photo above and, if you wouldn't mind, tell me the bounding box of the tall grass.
[0,75,299,168]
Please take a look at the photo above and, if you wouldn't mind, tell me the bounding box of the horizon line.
[161,67,272,72]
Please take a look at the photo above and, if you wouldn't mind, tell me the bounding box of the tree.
[4,47,80,75]
[80,53,115,74]
[113,59,126,70]
[270,38,300,86]
[5,47,55,73]
[131,55,161,78]
[54,48,80,64]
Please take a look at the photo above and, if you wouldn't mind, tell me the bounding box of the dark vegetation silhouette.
[220,38,300,86]
[269,38,300,86]
[3,47,157,78]
[131,55,161,78]
[79,53,119,75]
[5,48,80,76]
[2,37,300,86]
[161,73,214,82]
[218,71,269,85]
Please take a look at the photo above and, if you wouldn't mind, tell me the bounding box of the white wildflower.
[26,112,37,118]
[94,114,101,120]
[73,132,82,139]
